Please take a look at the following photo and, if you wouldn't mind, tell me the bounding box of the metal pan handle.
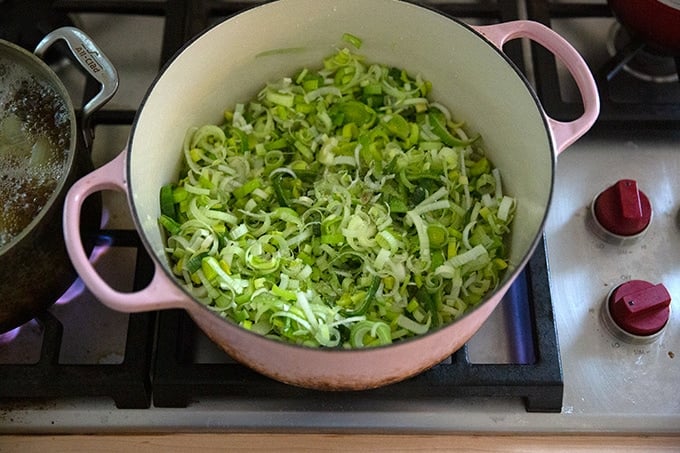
[473,20,600,156]
[34,26,119,148]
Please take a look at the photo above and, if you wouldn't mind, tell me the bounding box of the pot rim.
[0,38,78,255]
[124,0,555,352]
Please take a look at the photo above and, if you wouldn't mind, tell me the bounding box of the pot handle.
[473,21,600,156]
[63,150,190,313]
[34,27,119,149]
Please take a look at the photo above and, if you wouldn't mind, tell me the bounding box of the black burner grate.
[0,232,155,409]
[0,0,563,413]
[145,0,561,413]
[153,240,563,412]
[526,0,680,127]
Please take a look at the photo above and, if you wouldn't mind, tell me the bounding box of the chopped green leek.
[159,38,516,349]
[342,275,381,317]
[342,32,363,49]
[160,184,177,219]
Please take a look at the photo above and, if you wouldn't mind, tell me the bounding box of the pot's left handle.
[63,150,189,313]
[34,26,119,148]
[473,21,600,156]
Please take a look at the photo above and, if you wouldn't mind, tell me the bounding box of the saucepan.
[63,0,599,390]
[0,27,117,332]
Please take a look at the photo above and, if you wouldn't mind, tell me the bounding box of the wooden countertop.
[2,433,679,452]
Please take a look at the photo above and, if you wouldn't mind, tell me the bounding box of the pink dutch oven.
[63,0,599,390]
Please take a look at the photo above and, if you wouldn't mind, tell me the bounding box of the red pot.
[608,0,680,54]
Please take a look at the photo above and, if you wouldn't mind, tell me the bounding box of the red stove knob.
[602,280,671,344]
[591,179,652,245]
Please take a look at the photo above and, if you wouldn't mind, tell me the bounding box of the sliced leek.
[159,39,516,348]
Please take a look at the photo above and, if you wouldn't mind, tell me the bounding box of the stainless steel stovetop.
[1,0,678,435]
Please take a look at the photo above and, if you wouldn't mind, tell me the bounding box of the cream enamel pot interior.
[63,0,599,390]
[0,27,117,333]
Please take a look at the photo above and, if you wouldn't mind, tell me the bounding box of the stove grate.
[144,0,560,413]
[526,0,680,128]
[0,0,563,414]
[0,232,156,409]
[152,241,563,412]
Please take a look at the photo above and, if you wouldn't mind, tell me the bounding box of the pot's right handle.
[473,21,600,156]
[63,150,189,313]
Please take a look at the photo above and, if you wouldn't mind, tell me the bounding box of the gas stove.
[0,0,678,435]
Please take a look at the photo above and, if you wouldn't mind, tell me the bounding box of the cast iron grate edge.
[152,238,563,413]
[0,231,155,409]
